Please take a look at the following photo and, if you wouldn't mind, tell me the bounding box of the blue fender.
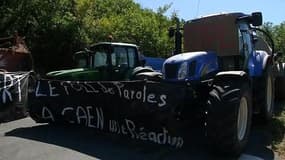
[248,50,271,77]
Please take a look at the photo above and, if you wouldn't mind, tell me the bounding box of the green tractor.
[46,42,151,81]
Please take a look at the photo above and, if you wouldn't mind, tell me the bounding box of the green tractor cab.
[46,42,143,81]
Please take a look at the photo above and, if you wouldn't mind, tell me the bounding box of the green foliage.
[274,23,285,57]
[4,0,284,73]
[0,0,176,73]
[261,22,285,61]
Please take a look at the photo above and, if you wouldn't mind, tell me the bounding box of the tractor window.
[111,46,136,68]
[91,44,110,67]
[238,30,243,54]
[238,23,253,69]
[238,23,253,56]
[91,44,137,69]
[127,48,136,67]
[77,58,88,68]
[74,52,89,68]
[94,51,107,67]
[113,47,128,67]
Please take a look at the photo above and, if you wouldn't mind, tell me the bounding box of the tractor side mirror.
[251,12,263,26]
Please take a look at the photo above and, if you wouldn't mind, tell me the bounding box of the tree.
[261,22,285,60]
[0,0,177,73]
[274,22,285,56]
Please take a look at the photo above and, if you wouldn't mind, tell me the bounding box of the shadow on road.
[4,120,276,160]
[4,123,209,160]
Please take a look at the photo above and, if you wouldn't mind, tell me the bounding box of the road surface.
[0,117,280,160]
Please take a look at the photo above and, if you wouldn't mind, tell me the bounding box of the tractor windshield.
[111,46,136,68]
[91,44,137,68]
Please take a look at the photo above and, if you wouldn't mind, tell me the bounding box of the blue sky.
[134,0,285,25]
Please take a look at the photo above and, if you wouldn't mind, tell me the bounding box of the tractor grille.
[165,63,179,79]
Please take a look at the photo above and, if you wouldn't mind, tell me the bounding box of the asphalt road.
[0,117,280,160]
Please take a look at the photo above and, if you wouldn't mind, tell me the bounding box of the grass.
[270,101,285,159]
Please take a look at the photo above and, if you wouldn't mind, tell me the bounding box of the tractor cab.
[47,42,141,81]
[184,12,264,71]
[163,12,268,81]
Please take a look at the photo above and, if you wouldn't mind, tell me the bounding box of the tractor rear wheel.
[207,80,252,156]
[256,65,275,122]
[275,77,285,100]
[275,62,285,100]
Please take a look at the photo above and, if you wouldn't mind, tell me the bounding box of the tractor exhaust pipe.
[168,17,182,55]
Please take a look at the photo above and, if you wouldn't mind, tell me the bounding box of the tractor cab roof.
[183,12,251,57]
[90,42,138,48]
[192,12,247,23]
[74,42,139,57]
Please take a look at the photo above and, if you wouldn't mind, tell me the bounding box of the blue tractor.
[135,12,281,155]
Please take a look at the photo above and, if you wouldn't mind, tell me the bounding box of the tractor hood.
[163,51,218,81]
[47,68,86,76]
[46,68,102,81]
[165,51,214,63]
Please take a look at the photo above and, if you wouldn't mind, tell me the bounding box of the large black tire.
[275,77,285,100]
[131,66,162,81]
[275,62,285,100]
[131,66,155,77]
[207,80,252,156]
[255,65,275,122]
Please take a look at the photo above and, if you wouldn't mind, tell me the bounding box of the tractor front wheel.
[207,80,252,156]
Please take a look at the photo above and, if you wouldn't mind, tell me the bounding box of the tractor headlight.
[178,62,188,80]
